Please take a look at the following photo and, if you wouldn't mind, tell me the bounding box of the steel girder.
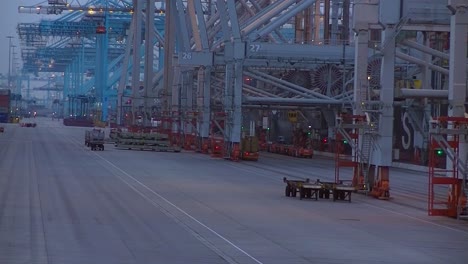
[158,0,360,150]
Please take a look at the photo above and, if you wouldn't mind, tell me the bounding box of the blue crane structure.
[17,0,165,123]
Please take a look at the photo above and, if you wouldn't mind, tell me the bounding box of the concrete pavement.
[0,118,467,264]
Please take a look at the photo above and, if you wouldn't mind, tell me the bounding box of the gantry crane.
[17,0,139,123]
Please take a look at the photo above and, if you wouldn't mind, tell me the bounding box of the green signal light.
[343,140,348,144]
[436,149,443,156]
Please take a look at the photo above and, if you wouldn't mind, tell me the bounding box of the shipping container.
[0,89,11,123]
[0,89,11,96]
[0,113,8,123]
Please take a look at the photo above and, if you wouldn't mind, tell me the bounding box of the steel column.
[324,0,330,42]
[448,1,468,117]
[197,67,211,138]
[117,17,134,125]
[64,68,70,116]
[193,0,209,51]
[375,28,395,167]
[144,0,155,126]
[188,0,202,51]
[448,0,468,173]
[132,0,143,123]
[216,0,232,41]
[227,0,242,39]
[175,0,191,51]
[231,62,243,143]
[330,0,340,44]
[163,0,176,111]
[353,29,369,115]
[96,32,108,121]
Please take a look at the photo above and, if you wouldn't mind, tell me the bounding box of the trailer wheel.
[285,185,291,197]
[291,188,297,197]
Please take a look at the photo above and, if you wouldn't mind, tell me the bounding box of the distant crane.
[18,0,163,15]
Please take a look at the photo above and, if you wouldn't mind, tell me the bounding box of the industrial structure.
[11,0,468,218]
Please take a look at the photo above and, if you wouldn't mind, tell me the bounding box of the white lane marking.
[93,161,240,264]
[60,131,263,264]
[63,128,468,240]
[93,152,264,264]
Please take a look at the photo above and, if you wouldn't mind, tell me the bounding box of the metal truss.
[16,0,166,121]
[156,0,361,156]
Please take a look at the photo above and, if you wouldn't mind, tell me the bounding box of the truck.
[0,89,10,123]
[241,136,259,161]
[85,129,105,151]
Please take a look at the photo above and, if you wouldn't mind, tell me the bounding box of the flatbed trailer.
[20,122,36,127]
[283,177,310,197]
[284,178,355,202]
[115,143,181,152]
[269,143,313,158]
[114,132,181,152]
[85,129,105,151]
[333,184,355,202]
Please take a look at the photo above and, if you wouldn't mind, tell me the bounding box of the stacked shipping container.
[0,89,11,123]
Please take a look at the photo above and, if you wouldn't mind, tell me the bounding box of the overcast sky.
[0,1,49,75]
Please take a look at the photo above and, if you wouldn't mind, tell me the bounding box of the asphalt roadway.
[0,118,467,264]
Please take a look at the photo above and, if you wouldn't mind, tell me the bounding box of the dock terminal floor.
[1,118,467,264]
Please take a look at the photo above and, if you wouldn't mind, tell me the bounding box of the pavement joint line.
[60,130,264,264]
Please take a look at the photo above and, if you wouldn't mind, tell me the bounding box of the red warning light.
[96,25,106,34]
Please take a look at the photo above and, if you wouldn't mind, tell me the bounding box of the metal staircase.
[335,114,377,192]
[459,155,468,220]
[428,117,468,218]
[359,126,376,191]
